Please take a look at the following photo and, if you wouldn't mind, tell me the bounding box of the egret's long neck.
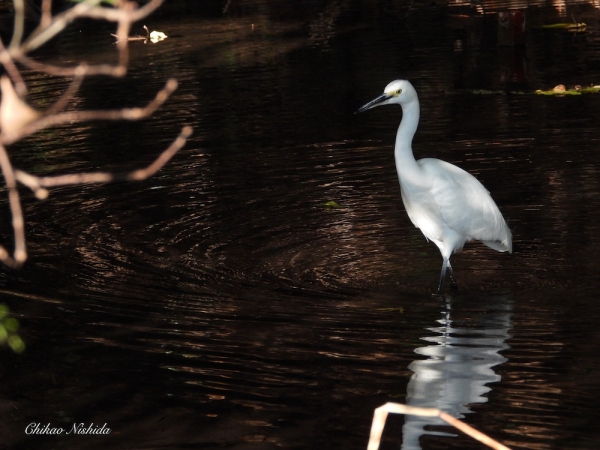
[394,99,421,183]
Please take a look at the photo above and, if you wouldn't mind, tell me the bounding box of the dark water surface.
[2,1,600,449]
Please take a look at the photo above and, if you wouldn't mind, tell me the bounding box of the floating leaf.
[376,307,405,314]
[534,90,578,95]
[540,22,586,32]
[471,89,506,95]
[578,86,600,94]
[535,89,581,95]
[447,83,599,97]
[321,200,346,209]
[149,31,168,43]
[445,89,506,95]
[535,84,582,95]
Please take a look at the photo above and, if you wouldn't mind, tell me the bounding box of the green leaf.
[540,22,586,31]
[3,317,19,332]
[535,89,581,95]
[8,335,25,353]
[578,87,600,94]
[0,304,24,353]
[321,200,346,209]
[0,304,8,319]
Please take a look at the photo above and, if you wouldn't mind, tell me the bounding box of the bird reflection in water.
[401,294,512,449]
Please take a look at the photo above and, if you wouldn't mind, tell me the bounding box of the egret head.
[355,79,418,113]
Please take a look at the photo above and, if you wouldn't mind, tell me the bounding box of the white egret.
[356,80,512,294]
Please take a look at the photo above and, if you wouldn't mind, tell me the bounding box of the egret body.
[356,80,511,294]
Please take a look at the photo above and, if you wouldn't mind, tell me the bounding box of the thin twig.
[43,65,87,115]
[40,0,53,28]
[14,126,193,198]
[78,0,165,23]
[8,0,26,51]
[114,7,132,71]
[19,0,102,54]
[14,53,124,78]
[0,0,190,268]
[1,79,179,146]
[0,36,28,97]
[0,143,27,268]
[111,25,150,43]
[4,1,165,78]
[366,403,512,450]
[21,0,164,55]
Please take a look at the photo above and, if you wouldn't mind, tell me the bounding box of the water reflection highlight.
[402,294,512,449]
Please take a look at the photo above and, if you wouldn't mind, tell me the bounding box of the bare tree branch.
[1,78,179,145]
[43,65,87,115]
[17,0,101,55]
[0,143,27,268]
[0,75,41,142]
[78,0,165,23]
[0,36,28,96]
[21,0,164,55]
[0,0,191,268]
[6,1,165,79]
[8,0,26,51]
[14,52,126,78]
[40,0,53,29]
[15,126,193,198]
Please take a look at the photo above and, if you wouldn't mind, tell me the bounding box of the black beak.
[355,93,391,114]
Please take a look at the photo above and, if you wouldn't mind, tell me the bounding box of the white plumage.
[357,80,511,293]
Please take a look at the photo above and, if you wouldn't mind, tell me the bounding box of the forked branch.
[0,78,179,145]
[15,126,193,200]
[0,0,191,268]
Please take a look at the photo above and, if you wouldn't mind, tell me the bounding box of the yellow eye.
[396,89,402,96]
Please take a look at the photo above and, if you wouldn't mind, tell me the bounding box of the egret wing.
[422,159,512,252]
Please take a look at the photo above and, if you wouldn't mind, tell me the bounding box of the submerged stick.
[366,403,511,450]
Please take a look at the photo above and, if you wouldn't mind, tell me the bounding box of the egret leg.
[447,261,458,291]
[437,259,448,294]
[437,258,458,294]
